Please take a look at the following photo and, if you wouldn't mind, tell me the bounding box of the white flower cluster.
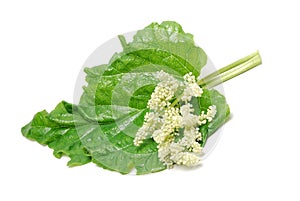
[134,71,217,168]
[181,72,203,102]
[147,71,181,112]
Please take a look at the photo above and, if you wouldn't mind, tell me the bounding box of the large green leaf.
[22,88,229,174]
[102,22,206,77]
[131,21,207,74]
[22,101,166,174]
[21,101,91,167]
[80,21,207,107]
[77,118,165,174]
[93,88,229,174]
[22,21,230,174]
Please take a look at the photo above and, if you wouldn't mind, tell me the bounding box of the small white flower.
[181,113,199,128]
[191,142,202,153]
[198,105,217,124]
[183,72,196,84]
[147,71,181,112]
[189,83,203,97]
[181,127,201,147]
[207,105,217,122]
[181,87,194,102]
[152,130,166,144]
[134,126,149,146]
[181,72,203,102]
[180,103,194,116]
[180,152,201,166]
[157,141,173,168]
[169,142,185,154]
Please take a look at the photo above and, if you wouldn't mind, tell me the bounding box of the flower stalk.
[198,51,262,88]
[170,51,262,107]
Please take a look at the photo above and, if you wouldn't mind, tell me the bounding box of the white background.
[1,0,299,200]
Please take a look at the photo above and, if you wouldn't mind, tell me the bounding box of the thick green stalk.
[198,51,262,88]
[170,51,262,107]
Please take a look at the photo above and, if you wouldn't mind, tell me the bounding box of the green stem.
[198,51,262,88]
[118,35,128,49]
[170,51,262,107]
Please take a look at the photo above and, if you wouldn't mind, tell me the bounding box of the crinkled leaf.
[78,87,229,174]
[103,22,206,77]
[197,89,231,146]
[77,105,140,123]
[21,101,91,167]
[80,22,207,107]
[80,72,159,108]
[22,100,166,174]
[131,21,207,73]
[22,21,230,174]
[78,120,165,175]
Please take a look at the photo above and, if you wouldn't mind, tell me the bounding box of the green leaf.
[22,100,166,174]
[197,89,231,146]
[132,21,207,73]
[80,72,159,108]
[102,22,206,77]
[22,21,231,174]
[21,101,92,167]
[80,21,207,108]
[78,122,166,175]
[77,105,141,123]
